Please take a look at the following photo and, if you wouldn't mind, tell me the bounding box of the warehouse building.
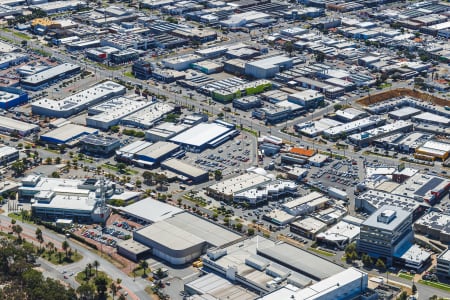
[86,97,152,130]
[169,121,238,152]
[116,140,152,163]
[40,123,98,146]
[0,115,39,136]
[0,53,28,70]
[392,172,450,205]
[206,173,272,201]
[202,236,345,294]
[322,115,385,140]
[289,217,327,240]
[232,95,262,111]
[412,112,450,126]
[32,81,126,118]
[121,102,174,129]
[260,268,369,300]
[288,89,324,108]
[21,63,81,91]
[263,209,297,226]
[162,54,203,71]
[233,180,298,205]
[415,140,450,161]
[133,212,241,265]
[145,122,190,142]
[296,118,342,137]
[414,212,450,243]
[0,146,19,165]
[348,121,413,147]
[281,192,328,216]
[79,134,121,156]
[133,141,180,168]
[0,87,28,110]
[316,216,363,249]
[119,197,183,224]
[117,240,151,262]
[388,107,422,120]
[191,60,223,74]
[161,158,208,183]
[334,108,367,123]
[245,55,293,79]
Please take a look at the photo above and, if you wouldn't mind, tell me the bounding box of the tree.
[45,157,53,165]
[93,260,100,277]
[12,224,23,241]
[284,41,294,57]
[11,160,25,176]
[375,258,386,270]
[142,171,154,185]
[214,170,222,180]
[247,228,255,236]
[110,282,118,300]
[116,163,127,173]
[77,283,96,300]
[315,52,325,63]
[139,260,149,276]
[61,240,69,258]
[236,222,243,232]
[55,157,61,164]
[397,291,407,300]
[362,254,373,267]
[412,283,417,295]
[35,228,44,250]
[51,171,60,178]
[94,276,108,298]
[333,104,343,111]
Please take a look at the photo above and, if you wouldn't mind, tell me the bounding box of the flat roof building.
[145,122,190,142]
[133,212,241,265]
[323,115,385,140]
[234,180,298,205]
[121,102,174,129]
[357,205,413,266]
[40,123,98,146]
[0,115,39,136]
[21,63,81,91]
[316,216,363,249]
[289,217,327,240]
[414,212,450,243]
[0,87,28,110]
[348,120,413,147]
[0,145,19,166]
[161,158,208,183]
[31,81,126,118]
[119,197,183,223]
[117,239,151,262]
[134,141,180,168]
[206,173,272,201]
[169,121,238,152]
[412,112,450,126]
[388,107,421,120]
[79,134,121,156]
[245,55,293,79]
[86,97,152,130]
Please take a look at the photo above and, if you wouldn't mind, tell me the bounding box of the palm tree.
[110,282,117,300]
[62,240,69,258]
[139,260,149,276]
[87,263,93,277]
[35,228,44,250]
[93,260,100,277]
[12,224,22,241]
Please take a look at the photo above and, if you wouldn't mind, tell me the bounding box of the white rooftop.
[119,197,183,223]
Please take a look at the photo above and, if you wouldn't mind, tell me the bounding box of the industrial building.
[391,172,450,205]
[388,107,421,120]
[263,209,297,226]
[79,134,121,156]
[145,122,190,142]
[119,197,183,224]
[162,54,203,70]
[21,63,81,91]
[0,115,39,136]
[288,90,324,108]
[245,56,293,79]
[0,87,28,110]
[322,115,385,140]
[117,240,151,262]
[133,142,180,168]
[281,192,328,216]
[348,121,413,147]
[32,81,126,118]
[133,212,241,265]
[316,216,363,249]
[232,95,262,111]
[121,102,174,129]
[40,123,98,146]
[0,146,19,165]
[260,268,369,300]
[357,205,413,266]
[169,121,238,152]
[412,112,450,126]
[414,212,450,243]
[161,158,208,183]
[296,118,342,137]
[202,236,345,295]
[289,217,327,240]
[437,249,450,278]
[233,180,298,205]
[206,173,272,201]
[334,108,367,122]
[86,97,152,130]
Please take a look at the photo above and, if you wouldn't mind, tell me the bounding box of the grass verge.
[42,251,83,265]
[398,273,414,280]
[419,280,450,292]
[308,247,335,257]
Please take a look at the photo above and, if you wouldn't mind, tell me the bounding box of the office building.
[132,60,152,80]
[79,134,121,156]
[288,90,324,109]
[357,205,413,266]
[437,249,450,278]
